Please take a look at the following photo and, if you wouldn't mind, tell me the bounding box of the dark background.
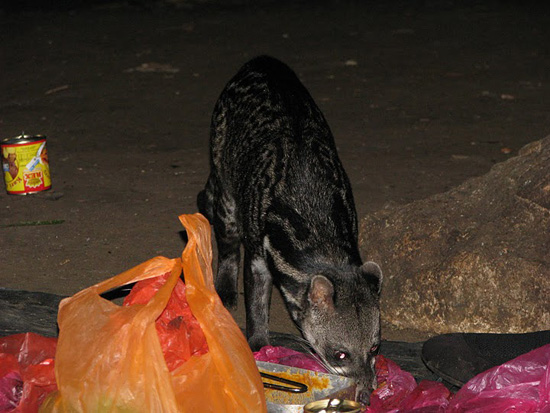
[2,0,549,340]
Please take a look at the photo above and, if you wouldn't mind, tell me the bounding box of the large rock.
[359,137,550,337]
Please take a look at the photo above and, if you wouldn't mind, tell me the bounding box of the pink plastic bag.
[366,355,451,412]
[448,343,550,413]
[368,344,550,412]
[254,346,328,373]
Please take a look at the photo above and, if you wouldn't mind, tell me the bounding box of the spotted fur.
[197,56,382,403]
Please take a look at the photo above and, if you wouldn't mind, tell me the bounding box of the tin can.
[304,398,362,413]
[1,134,51,195]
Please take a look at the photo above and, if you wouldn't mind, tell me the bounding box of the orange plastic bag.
[40,213,267,412]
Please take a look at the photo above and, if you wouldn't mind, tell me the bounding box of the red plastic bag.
[0,333,57,412]
[40,213,267,413]
[448,343,550,412]
[122,272,208,372]
[366,355,451,412]
[254,346,328,373]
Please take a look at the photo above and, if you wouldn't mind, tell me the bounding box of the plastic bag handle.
[57,257,181,324]
[94,256,181,295]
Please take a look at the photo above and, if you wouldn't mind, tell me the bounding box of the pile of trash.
[1,214,549,412]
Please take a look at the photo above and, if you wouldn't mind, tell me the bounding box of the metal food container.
[256,361,357,413]
[1,134,51,195]
[304,398,362,412]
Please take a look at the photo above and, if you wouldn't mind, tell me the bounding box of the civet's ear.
[361,261,383,294]
[308,275,335,311]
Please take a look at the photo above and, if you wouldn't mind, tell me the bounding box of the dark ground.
[1,0,550,347]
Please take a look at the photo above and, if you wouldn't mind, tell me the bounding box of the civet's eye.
[334,350,349,361]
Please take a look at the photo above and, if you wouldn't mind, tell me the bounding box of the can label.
[2,135,51,195]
